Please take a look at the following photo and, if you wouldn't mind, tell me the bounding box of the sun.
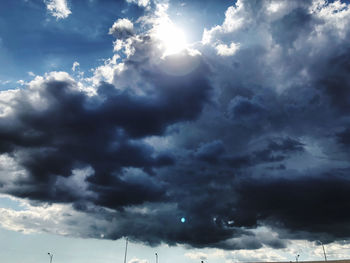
[154,21,188,56]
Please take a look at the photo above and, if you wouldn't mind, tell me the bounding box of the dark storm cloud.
[155,0,350,248]
[194,140,226,163]
[337,128,350,146]
[2,0,350,251]
[318,48,350,113]
[194,137,304,168]
[234,171,350,243]
[0,51,211,209]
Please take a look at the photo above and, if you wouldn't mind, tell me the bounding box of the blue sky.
[0,0,232,89]
[0,0,134,86]
[1,0,350,262]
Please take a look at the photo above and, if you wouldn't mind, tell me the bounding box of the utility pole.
[47,252,53,263]
[317,240,327,261]
[124,238,129,263]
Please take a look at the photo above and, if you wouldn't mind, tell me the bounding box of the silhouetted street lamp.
[296,254,300,263]
[155,252,158,263]
[124,238,129,263]
[317,240,327,261]
[47,252,53,263]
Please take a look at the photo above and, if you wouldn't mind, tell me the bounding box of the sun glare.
[155,21,187,56]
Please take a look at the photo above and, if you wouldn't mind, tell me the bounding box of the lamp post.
[296,254,300,263]
[124,238,129,263]
[317,240,327,261]
[155,252,158,263]
[47,252,53,263]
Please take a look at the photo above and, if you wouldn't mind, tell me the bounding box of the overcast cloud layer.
[1,0,350,251]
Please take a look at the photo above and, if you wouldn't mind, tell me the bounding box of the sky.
[1,0,350,262]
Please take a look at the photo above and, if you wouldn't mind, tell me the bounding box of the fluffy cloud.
[109,18,135,39]
[44,0,71,19]
[1,0,350,252]
[216,42,240,56]
[126,0,150,9]
[185,251,209,261]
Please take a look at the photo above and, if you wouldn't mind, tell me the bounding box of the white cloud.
[126,0,150,9]
[185,249,226,262]
[128,258,149,263]
[0,203,108,237]
[44,0,71,19]
[202,1,245,45]
[16,80,26,85]
[216,42,240,56]
[185,251,208,260]
[109,18,134,39]
[226,247,287,263]
[267,1,284,13]
[89,54,125,86]
[0,80,11,85]
[72,61,80,72]
[310,0,350,39]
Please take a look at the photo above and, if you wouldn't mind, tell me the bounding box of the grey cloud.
[2,0,350,251]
